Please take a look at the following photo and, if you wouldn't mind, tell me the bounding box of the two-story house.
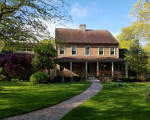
[54,24,128,79]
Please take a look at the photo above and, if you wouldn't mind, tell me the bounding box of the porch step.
[88,76,97,80]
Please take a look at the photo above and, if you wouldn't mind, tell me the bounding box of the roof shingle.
[55,28,119,44]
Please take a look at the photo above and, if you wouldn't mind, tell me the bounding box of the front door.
[88,63,93,76]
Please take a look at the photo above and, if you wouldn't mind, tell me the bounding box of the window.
[59,46,65,55]
[72,46,77,55]
[110,47,115,55]
[85,46,90,55]
[99,47,104,55]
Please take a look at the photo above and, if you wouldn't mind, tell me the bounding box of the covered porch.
[55,57,128,79]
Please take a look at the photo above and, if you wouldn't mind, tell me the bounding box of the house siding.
[58,44,119,58]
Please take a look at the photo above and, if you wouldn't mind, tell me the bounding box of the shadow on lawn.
[62,82,150,120]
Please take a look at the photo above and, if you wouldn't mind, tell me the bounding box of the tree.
[31,39,57,75]
[117,0,150,49]
[0,53,33,79]
[126,40,149,79]
[116,25,135,49]
[0,0,70,50]
[130,0,150,42]
[0,41,5,53]
[144,43,150,73]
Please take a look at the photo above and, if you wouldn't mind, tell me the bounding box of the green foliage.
[126,40,149,78]
[117,0,150,49]
[0,67,3,80]
[0,41,5,53]
[52,76,62,83]
[145,85,150,103]
[0,67,3,74]
[102,74,105,79]
[31,40,57,74]
[11,78,20,82]
[0,0,70,51]
[130,0,150,42]
[73,76,82,82]
[116,25,135,49]
[30,72,49,84]
[144,43,150,73]
[64,77,72,82]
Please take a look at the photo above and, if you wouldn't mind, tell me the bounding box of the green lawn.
[0,81,91,119]
[62,82,150,120]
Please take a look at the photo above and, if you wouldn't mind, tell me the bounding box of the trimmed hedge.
[11,78,20,82]
[110,77,137,82]
[30,72,49,84]
[45,77,51,84]
[73,76,82,82]
[64,77,72,82]
[52,76,62,83]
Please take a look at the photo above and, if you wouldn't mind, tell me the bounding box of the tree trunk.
[0,14,2,22]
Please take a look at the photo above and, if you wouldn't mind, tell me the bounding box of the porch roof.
[57,57,126,62]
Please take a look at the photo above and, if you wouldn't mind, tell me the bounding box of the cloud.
[124,13,137,22]
[70,3,103,19]
[112,31,120,38]
[45,22,78,38]
[70,3,88,18]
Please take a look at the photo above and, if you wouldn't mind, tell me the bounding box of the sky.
[49,0,138,38]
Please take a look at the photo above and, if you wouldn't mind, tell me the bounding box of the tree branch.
[146,0,150,4]
[3,0,25,15]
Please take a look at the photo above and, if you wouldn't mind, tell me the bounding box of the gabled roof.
[55,28,119,45]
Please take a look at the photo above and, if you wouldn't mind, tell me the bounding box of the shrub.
[0,67,3,74]
[11,78,20,82]
[0,67,3,80]
[64,77,72,82]
[30,72,49,84]
[110,77,118,82]
[0,53,33,80]
[45,77,51,84]
[73,76,82,82]
[82,75,86,80]
[145,85,150,103]
[110,77,137,82]
[52,76,62,83]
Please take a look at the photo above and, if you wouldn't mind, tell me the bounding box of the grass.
[62,82,150,120]
[0,81,91,119]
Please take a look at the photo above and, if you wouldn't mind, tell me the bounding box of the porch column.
[54,64,57,76]
[70,62,72,77]
[112,62,114,77]
[97,62,99,76]
[85,62,87,79]
[125,62,128,77]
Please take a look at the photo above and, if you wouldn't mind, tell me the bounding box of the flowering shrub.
[0,53,33,80]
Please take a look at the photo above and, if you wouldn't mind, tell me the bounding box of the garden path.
[5,79,102,120]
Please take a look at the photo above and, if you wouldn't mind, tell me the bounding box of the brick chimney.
[79,24,86,31]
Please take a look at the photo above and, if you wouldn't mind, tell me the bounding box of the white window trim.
[110,47,116,56]
[71,46,77,55]
[98,46,104,56]
[85,46,91,56]
[59,46,65,55]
